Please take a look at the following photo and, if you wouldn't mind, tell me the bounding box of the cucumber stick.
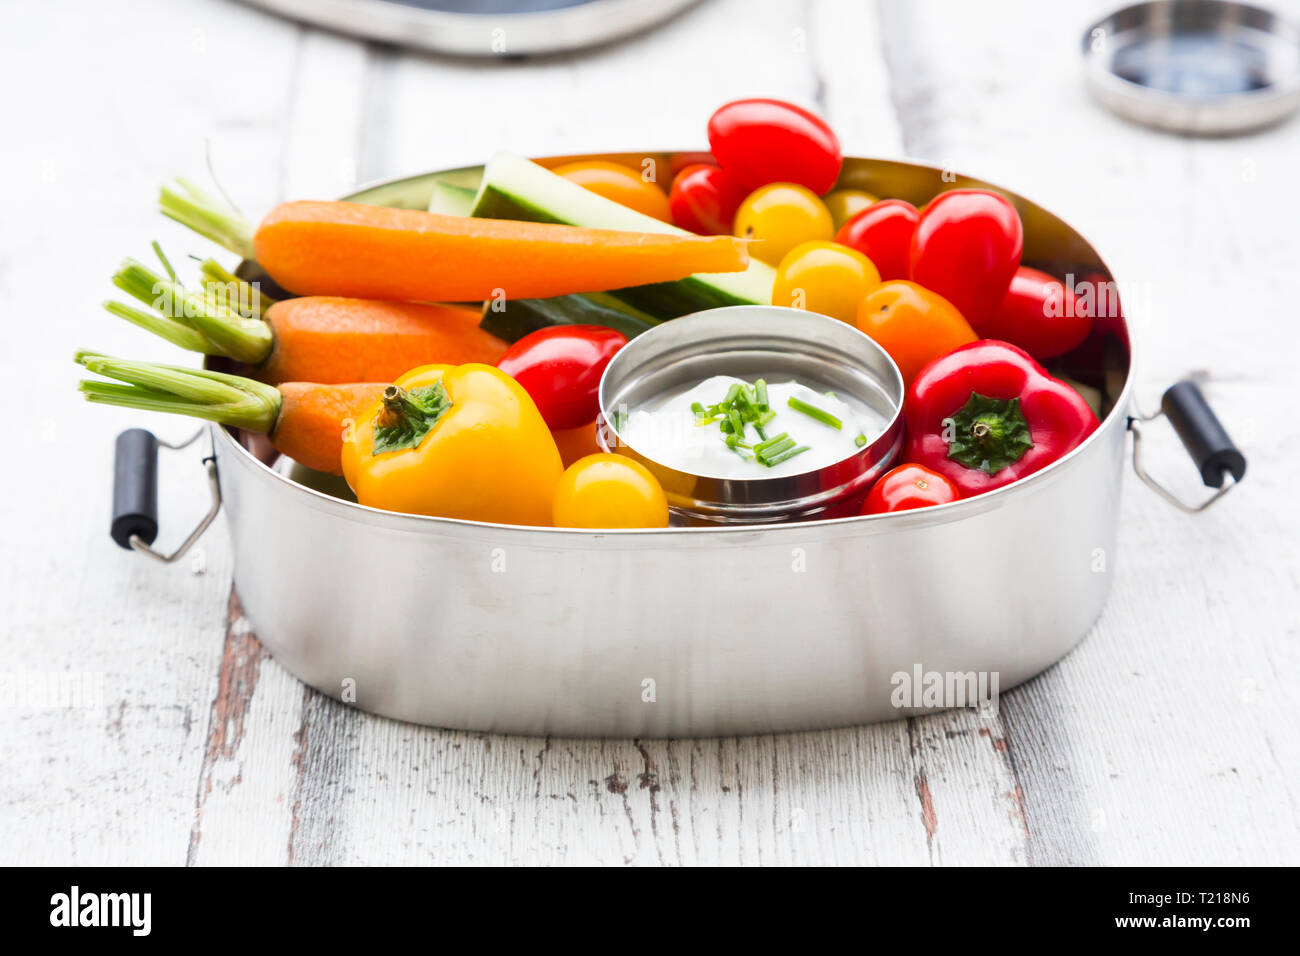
[470,152,774,320]
[480,292,661,343]
[429,181,477,217]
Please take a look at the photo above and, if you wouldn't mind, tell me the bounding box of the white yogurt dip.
[619,375,886,479]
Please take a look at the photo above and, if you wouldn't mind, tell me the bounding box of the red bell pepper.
[904,340,1099,495]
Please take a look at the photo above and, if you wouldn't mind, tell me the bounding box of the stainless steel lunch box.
[109,153,1246,737]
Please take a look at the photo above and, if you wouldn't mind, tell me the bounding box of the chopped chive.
[753,431,790,454]
[727,407,745,441]
[691,401,707,419]
[764,444,811,466]
[757,437,796,461]
[722,383,742,406]
[787,396,842,430]
[855,432,868,448]
[754,379,769,410]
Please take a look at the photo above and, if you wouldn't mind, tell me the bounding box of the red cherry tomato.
[668,164,747,235]
[981,266,1092,360]
[834,199,920,280]
[909,189,1023,331]
[861,463,961,515]
[667,151,716,178]
[707,98,842,195]
[496,325,627,430]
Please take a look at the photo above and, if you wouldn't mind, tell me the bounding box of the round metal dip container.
[597,306,905,525]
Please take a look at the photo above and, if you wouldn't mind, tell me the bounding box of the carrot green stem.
[152,241,178,281]
[198,258,276,319]
[158,178,256,261]
[110,258,273,365]
[103,300,211,354]
[75,350,280,434]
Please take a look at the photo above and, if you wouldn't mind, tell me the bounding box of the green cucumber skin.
[471,153,774,320]
[480,293,660,343]
[428,181,477,217]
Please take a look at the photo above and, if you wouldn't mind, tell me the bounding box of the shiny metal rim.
[1082,0,1300,132]
[235,0,703,56]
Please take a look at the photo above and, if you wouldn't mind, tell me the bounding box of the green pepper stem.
[158,178,256,261]
[371,382,452,454]
[943,393,1034,474]
[381,385,426,422]
[110,258,273,365]
[75,350,281,434]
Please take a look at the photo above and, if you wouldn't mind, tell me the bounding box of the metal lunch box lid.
[237,0,702,57]
[1082,0,1300,134]
[597,306,906,525]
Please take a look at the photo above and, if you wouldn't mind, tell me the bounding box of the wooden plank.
[180,20,379,867]
[8,0,1296,866]
[875,0,1300,866]
[0,0,302,864]
[378,0,898,174]
[243,0,1027,867]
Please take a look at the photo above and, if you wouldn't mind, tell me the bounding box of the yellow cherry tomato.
[552,453,669,529]
[823,188,879,230]
[772,240,882,324]
[552,160,672,222]
[733,183,833,265]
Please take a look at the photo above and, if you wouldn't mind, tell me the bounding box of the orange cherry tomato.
[552,160,672,222]
[772,240,881,324]
[733,183,833,265]
[552,454,669,529]
[855,280,977,388]
[861,463,960,514]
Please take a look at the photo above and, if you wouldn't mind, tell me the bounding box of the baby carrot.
[160,181,749,302]
[107,259,506,385]
[75,351,382,475]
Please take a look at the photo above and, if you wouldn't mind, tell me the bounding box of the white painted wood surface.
[1,0,1297,865]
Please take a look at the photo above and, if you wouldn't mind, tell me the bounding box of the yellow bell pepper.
[341,363,562,525]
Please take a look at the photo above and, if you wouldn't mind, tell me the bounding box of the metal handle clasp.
[115,429,222,564]
[1129,415,1237,514]
[1128,379,1246,514]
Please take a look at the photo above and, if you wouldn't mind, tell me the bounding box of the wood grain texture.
[1,0,1296,866]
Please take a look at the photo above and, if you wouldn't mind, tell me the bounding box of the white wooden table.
[2,0,1297,865]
